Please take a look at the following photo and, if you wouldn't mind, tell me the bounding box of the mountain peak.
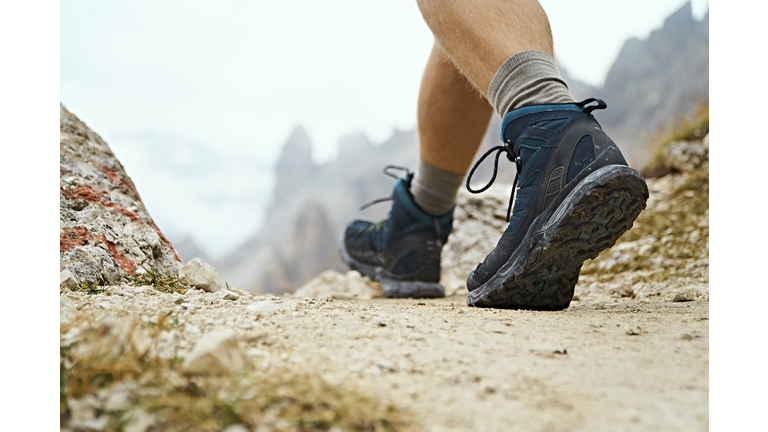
[663,1,694,29]
[282,126,313,156]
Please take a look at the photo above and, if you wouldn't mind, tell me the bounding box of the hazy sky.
[61,0,709,167]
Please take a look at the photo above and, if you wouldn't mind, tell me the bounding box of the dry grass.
[61,314,411,432]
[580,106,709,280]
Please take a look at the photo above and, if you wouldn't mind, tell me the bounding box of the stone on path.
[60,269,79,289]
[178,257,226,293]
[294,270,380,300]
[182,329,248,375]
[672,289,696,302]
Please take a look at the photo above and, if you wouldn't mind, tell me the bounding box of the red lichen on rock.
[63,184,145,226]
[61,184,102,202]
[60,226,95,251]
[101,167,122,184]
[60,226,136,275]
[101,167,141,200]
[61,183,182,263]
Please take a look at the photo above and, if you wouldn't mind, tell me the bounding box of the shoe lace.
[465,98,607,222]
[465,140,521,222]
[359,165,412,210]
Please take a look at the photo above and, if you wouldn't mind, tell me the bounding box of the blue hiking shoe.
[465,99,649,310]
[341,166,453,298]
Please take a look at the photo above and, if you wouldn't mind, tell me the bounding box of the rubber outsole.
[467,165,649,311]
[380,279,445,298]
[339,243,446,299]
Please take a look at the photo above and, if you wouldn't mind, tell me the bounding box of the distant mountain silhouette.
[562,2,708,167]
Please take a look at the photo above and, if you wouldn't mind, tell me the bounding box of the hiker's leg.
[418,43,493,175]
[415,0,554,95]
[410,43,493,216]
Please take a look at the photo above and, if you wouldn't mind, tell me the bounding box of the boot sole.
[339,244,445,298]
[467,165,649,310]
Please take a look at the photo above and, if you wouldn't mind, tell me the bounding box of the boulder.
[178,257,226,292]
[60,104,182,285]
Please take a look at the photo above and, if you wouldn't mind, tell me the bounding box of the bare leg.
[418,43,493,175]
[416,0,554,95]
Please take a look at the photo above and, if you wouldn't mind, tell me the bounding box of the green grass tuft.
[132,268,188,294]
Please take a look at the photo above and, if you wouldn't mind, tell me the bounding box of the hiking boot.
[465,99,649,310]
[341,166,453,298]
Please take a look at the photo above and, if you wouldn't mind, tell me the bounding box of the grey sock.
[487,50,575,116]
[410,159,464,216]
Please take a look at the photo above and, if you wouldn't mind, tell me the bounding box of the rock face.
[60,104,181,285]
[272,127,317,208]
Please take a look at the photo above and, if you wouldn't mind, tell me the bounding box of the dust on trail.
[61,287,708,432]
[255,295,708,432]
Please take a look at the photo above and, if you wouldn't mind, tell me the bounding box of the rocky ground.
[61,130,709,431]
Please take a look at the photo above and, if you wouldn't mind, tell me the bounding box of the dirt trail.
[61,286,708,431]
[250,295,708,432]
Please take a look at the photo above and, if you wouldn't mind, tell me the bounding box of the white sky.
[61,0,709,168]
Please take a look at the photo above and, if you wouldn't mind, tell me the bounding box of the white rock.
[344,271,380,299]
[184,323,202,338]
[178,258,226,293]
[132,286,156,295]
[219,290,240,301]
[293,270,380,300]
[182,329,248,375]
[60,269,79,289]
[223,425,250,432]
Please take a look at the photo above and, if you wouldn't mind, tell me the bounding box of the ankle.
[487,50,574,117]
[410,159,462,217]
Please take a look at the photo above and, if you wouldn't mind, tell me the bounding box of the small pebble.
[220,290,240,301]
